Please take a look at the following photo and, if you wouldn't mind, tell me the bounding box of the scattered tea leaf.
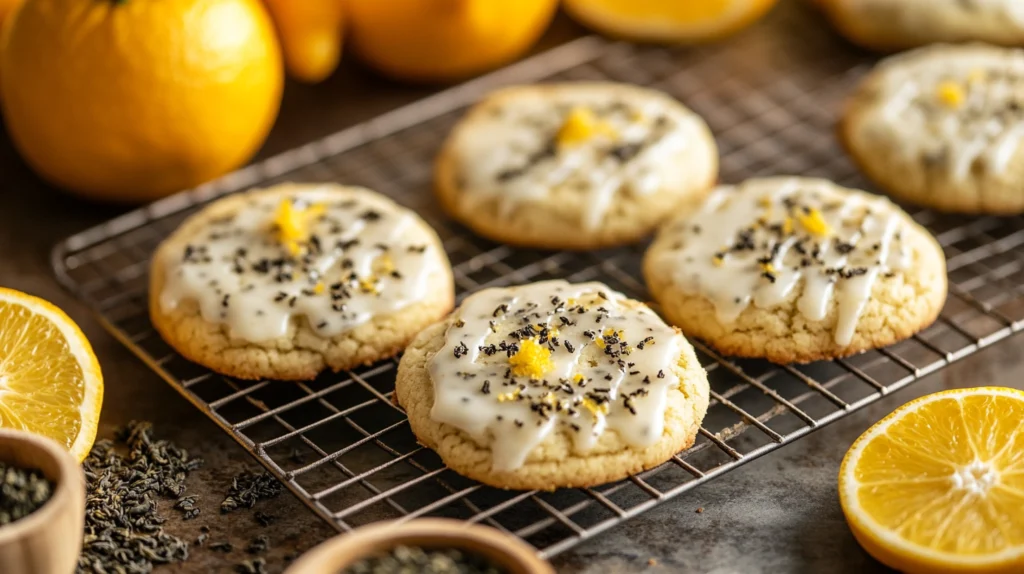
[221,471,282,513]
[247,534,269,554]
[236,557,267,574]
[254,510,277,527]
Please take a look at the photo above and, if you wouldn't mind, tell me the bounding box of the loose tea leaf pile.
[78,421,204,573]
[221,470,282,513]
[343,546,507,574]
[0,461,53,525]
[74,421,293,573]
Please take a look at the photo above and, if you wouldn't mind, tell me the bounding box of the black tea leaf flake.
[221,471,282,513]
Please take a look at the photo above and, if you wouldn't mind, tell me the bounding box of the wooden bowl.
[285,518,554,574]
[0,429,85,574]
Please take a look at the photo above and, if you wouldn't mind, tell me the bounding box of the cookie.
[643,177,947,364]
[841,44,1024,214]
[394,280,710,490]
[150,183,455,380]
[816,0,1024,51]
[435,82,718,250]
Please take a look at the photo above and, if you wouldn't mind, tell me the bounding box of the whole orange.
[263,0,345,83]
[0,0,283,202]
[0,0,21,28]
[0,0,22,77]
[347,0,558,82]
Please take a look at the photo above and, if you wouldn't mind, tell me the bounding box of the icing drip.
[427,281,683,472]
[454,88,703,230]
[159,187,445,343]
[650,179,913,346]
[867,47,1024,181]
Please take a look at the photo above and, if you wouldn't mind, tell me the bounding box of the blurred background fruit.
[0,0,19,29]
[264,0,344,84]
[0,0,283,203]
[0,0,22,77]
[347,0,558,82]
[563,0,778,43]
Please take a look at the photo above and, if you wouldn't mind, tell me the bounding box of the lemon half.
[563,0,779,44]
[839,387,1024,574]
[0,287,103,461]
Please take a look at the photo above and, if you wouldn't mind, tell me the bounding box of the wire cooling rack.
[52,1,1024,559]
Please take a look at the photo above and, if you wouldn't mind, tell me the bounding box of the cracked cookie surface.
[395,280,709,490]
[643,177,947,364]
[149,183,454,380]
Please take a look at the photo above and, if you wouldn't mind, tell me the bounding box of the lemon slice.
[563,0,779,43]
[839,387,1024,574]
[0,287,103,461]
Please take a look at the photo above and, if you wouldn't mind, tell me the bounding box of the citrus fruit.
[347,0,558,82]
[0,0,22,77]
[563,0,778,44]
[0,288,103,462]
[0,0,20,29]
[0,0,283,203]
[839,387,1024,574]
[263,0,344,83]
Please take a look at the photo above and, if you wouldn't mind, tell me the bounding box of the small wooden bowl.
[285,518,554,574]
[0,429,85,574]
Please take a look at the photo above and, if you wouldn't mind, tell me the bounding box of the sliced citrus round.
[562,0,779,44]
[0,287,103,461]
[839,387,1024,574]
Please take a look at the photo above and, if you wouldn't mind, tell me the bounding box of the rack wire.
[52,2,1024,559]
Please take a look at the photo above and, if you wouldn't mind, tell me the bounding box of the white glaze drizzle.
[159,186,446,343]
[451,86,706,230]
[836,0,1024,28]
[864,45,1024,181]
[649,179,912,346]
[427,281,683,472]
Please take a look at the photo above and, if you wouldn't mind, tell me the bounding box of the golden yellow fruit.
[0,287,103,462]
[263,0,344,83]
[839,387,1024,574]
[563,0,778,43]
[347,0,558,82]
[0,0,283,203]
[0,0,21,28]
[0,0,22,78]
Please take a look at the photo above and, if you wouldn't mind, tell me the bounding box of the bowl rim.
[0,428,83,543]
[285,517,555,574]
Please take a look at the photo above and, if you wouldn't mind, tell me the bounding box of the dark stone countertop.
[1,11,1021,574]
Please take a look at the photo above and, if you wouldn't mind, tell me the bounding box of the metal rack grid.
[52,2,1024,559]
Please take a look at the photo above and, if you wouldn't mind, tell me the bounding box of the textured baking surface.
[51,1,1024,561]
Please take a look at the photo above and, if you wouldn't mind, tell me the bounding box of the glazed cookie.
[435,82,718,250]
[644,178,947,364]
[150,183,455,380]
[395,280,709,490]
[842,44,1024,214]
[816,0,1024,51]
